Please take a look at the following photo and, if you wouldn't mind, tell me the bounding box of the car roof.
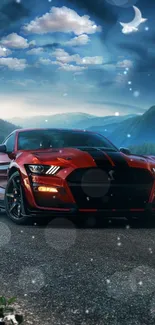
[15,128,94,134]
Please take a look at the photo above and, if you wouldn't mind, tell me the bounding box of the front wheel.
[5,171,29,225]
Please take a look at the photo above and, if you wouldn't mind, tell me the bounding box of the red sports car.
[0,128,155,224]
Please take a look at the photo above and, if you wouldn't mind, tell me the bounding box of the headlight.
[27,164,61,175]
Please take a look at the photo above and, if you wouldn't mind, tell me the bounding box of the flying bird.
[120,6,147,34]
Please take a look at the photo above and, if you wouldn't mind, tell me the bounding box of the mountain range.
[108,106,155,147]
[0,119,19,143]
[9,112,136,130]
[1,106,155,148]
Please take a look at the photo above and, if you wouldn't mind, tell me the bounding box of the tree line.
[129,143,155,155]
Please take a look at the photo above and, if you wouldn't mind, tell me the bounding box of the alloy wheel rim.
[6,175,23,219]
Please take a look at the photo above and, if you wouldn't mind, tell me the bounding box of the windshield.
[17,129,117,151]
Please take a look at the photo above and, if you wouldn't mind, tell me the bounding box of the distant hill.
[75,114,136,129]
[108,106,155,147]
[9,112,96,129]
[0,119,19,143]
[9,112,137,129]
[6,106,155,149]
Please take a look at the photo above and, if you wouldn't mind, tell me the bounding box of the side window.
[4,133,16,152]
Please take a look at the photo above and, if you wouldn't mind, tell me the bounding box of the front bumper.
[21,204,155,218]
[23,167,155,215]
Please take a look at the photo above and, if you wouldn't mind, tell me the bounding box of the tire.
[4,171,29,225]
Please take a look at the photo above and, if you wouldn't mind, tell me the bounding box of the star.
[115,112,120,116]
[129,88,132,91]
[124,71,127,75]
[145,26,149,31]
[128,81,132,85]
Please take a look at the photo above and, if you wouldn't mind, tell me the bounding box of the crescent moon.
[127,6,142,27]
[120,6,147,29]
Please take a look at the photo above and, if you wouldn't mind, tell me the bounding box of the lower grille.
[33,192,61,207]
[67,167,153,209]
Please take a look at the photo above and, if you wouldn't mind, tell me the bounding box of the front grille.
[67,167,153,209]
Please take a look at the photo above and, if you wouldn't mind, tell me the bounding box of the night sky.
[0,0,154,118]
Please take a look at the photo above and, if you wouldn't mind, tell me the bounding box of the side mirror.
[119,147,131,155]
[0,144,6,153]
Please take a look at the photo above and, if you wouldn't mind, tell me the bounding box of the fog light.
[38,186,58,193]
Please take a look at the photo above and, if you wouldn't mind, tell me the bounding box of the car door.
[0,133,16,205]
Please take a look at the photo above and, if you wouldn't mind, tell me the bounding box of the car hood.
[31,147,92,161]
[29,147,96,168]
[21,147,155,170]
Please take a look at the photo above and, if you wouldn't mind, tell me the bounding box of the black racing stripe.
[77,147,129,169]
[105,151,129,168]
[77,147,113,170]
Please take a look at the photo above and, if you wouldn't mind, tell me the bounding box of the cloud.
[38,58,59,65]
[116,60,133,68]
[0,33,30,49]
[0,46,12,57]
[51,48,79,64]
[23,6,101,35]
[80,56,103,65]
[65,34,90,46]
[27,47,44,55]
[38,57,86,71]
[58,63,86,72]
[51,48,103,65]
[87,100,144,113]
[29,40,36,47]
[0,57,28,70]
[66,0,117,24]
